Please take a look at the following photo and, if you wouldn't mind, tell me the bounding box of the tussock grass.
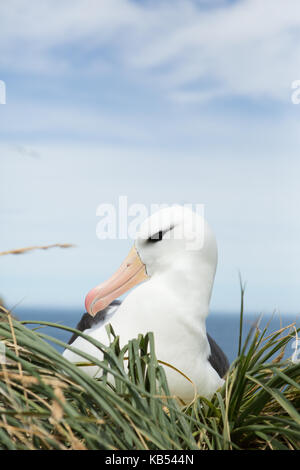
[0,303,299,450]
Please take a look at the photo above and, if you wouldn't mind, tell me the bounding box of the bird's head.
[85,205,217,316]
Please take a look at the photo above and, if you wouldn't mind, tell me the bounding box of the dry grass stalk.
[0,243,75,257]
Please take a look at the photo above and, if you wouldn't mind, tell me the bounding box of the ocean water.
[12,307,300,365]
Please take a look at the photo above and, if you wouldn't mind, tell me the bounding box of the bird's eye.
[148,230,164,243]
[146,225,175,244]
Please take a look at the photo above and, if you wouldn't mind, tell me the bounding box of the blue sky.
[1,0,300,315]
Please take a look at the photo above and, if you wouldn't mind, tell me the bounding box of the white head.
[136,205,217,276]
[85,205,218,316]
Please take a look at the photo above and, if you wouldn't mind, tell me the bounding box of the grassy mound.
[0,305,299,450]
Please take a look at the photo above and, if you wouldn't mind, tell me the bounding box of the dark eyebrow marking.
[146,225,175,243]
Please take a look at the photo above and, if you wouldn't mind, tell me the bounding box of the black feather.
[68,300,229,380]
[68,300,121,345]
[207,333,229,378]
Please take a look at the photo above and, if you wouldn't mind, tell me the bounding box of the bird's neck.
[149,260,215,323]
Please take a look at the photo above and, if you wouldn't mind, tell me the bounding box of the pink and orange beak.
[85,246,149,317]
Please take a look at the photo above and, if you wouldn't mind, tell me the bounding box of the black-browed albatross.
[63,205,229,402]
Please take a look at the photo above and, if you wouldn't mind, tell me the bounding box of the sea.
[12,308,300,365]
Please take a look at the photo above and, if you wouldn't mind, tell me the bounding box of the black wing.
[68,300,121,345]
[207,333,229,378]
[68,300,230,378]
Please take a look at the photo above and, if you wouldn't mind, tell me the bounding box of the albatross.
[63,205,229,402]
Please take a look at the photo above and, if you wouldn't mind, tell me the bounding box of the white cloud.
[168,89,225,103]
[0,101,151,141]
[129,0,300,100]
[0,0,140,73]
[1,0,300,100]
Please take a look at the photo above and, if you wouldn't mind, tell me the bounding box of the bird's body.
[63,205,229,402]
